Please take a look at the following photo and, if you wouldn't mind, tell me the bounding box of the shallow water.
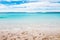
[0,12,60,30]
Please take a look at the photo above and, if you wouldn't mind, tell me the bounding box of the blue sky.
[0,0,60,5]
[0,0,60,2]
[0,0,60,12]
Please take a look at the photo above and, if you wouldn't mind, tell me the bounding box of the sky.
[0,0,60,2]
[0,0,60,12]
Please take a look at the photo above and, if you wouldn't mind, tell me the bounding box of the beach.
[0,29,60,40]
[0,12,60,40]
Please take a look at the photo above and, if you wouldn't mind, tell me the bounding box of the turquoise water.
[0,12,60,30]
[0,12,60,19]
[0,12,60,23]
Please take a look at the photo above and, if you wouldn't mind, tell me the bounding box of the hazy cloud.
[0,0,60,12]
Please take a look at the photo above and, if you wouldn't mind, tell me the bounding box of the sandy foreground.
[0,22,60,40]
[0,29,60,40]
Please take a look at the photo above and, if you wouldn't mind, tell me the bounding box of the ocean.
[0,12,60,30]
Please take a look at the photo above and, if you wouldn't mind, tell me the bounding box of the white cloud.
[0,4,8,9]
[0,1,60,12]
